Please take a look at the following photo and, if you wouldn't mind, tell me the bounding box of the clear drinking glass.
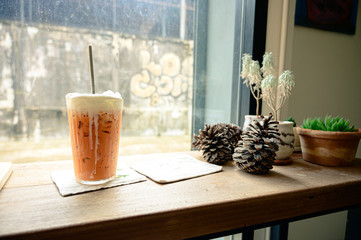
[66,91,123,185]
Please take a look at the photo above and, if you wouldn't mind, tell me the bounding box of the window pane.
[192,0,254,134]
[0,0,195,163]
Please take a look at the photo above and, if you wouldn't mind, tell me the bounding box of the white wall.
[264,2,360,240]
[282,2,361,240]
[287,2,361,158]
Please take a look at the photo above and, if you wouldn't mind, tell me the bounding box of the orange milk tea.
[66,91,123,185]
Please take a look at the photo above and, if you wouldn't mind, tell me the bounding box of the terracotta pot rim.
[296,127,361,139]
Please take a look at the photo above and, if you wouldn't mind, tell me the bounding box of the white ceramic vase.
[243,115,262,130]
[274,121,295,164]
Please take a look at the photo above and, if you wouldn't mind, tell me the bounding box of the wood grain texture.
[1,152,361,240]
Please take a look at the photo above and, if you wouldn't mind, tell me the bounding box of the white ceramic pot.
[275,121,295,164]
[243,115,262,130]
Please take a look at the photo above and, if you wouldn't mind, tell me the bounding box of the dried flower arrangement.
[241,52,295,121]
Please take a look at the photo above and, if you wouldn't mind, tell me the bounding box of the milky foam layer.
[66,91,123,112]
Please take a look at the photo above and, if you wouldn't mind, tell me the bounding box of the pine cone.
[223,123,243,151]
[233,114,280,174]
[192,123,232,165]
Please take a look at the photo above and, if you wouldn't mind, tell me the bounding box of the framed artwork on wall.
[295,0,359,35]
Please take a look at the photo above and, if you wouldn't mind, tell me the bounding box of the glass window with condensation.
[0,0,253,164]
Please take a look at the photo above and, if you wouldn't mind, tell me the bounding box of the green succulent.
[301,116,356,132]
[285,117,296,127]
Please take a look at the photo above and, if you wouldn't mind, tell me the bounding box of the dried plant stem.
[256,85,260,116]
[269,96,287,121]
[250,84,261,116]
[266,89,278,121]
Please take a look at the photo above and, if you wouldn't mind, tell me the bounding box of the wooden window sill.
[1,152,361,240]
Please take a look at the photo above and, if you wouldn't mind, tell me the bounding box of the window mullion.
[191,0,208,141]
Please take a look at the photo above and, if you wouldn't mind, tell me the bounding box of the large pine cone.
[192,123,233,165]
[233,114,280,174]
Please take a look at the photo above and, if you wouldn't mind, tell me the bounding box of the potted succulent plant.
[297,116,361,166]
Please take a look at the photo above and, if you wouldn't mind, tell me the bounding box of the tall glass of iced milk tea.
[66,91,123,185]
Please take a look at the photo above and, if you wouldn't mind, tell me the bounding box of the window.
[0,0,256,164]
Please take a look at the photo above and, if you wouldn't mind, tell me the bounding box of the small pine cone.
[193,123,232,165]
[233,114,281,174]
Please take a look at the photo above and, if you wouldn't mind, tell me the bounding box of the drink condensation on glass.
[66,91,123,185]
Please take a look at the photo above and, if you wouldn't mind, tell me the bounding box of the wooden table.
[1,152,361,240]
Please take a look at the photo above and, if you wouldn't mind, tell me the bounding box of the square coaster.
[51,165,146,197]
[129,154,222,183]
